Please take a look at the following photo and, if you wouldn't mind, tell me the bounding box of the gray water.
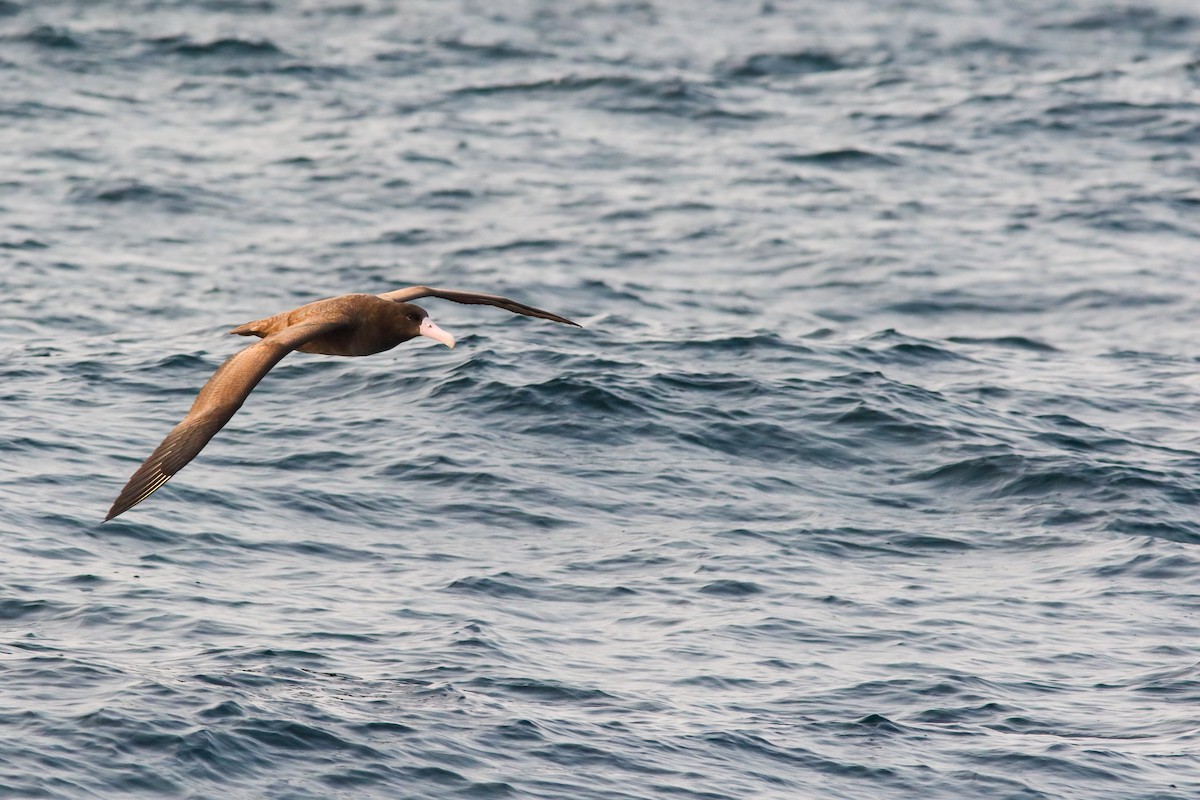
[1,1,1199,798]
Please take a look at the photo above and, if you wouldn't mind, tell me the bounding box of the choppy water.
[2,1,1199,797]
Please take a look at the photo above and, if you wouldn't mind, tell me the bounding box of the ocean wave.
[721,49,852,79]
[145,35,285,59]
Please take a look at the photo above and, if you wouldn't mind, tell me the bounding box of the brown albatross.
[105,285,579,521]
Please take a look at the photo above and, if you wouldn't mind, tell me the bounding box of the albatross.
[105,285,579,521]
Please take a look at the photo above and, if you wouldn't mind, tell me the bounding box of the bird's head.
[396,302,456,349]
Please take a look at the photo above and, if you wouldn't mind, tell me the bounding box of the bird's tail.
[229,317,271,337]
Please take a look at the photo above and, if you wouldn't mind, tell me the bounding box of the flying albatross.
[105,285,579,521]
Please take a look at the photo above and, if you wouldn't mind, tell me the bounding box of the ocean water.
[2,0,1199,797]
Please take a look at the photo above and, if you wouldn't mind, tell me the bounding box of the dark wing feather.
[377,285,580,327]
[106,320,347,521]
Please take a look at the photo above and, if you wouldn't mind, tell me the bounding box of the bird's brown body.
[230,293,427,357]
[105,285,578,521]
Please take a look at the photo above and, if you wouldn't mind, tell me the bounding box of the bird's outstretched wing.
[377,286,580,327]
[106,320,348,521]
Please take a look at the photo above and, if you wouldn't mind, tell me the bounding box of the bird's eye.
[408,313,420,322]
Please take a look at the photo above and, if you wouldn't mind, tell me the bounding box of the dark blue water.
[2,1,1199,798]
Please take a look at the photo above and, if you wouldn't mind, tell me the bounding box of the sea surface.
[1,1,1199,798]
